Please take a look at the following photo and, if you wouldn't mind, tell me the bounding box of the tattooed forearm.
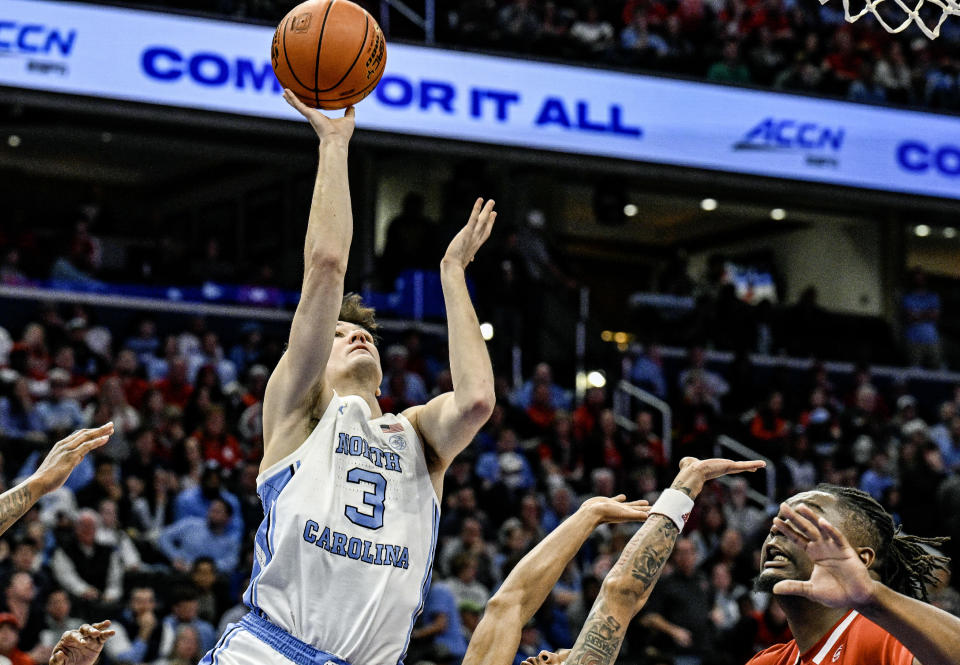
[629,518,680,585]
[566,514,683,665]
[669,480,694,496]
[0,483,35,535]
[568,602,625,665]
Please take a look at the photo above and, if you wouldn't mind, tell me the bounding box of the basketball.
[271,0,386,110]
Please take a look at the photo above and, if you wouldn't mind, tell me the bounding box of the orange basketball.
[271,0,386,110]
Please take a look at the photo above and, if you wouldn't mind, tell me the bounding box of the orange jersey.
[747,610,914,665]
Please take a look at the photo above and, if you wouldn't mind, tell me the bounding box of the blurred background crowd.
[0,289,958,665]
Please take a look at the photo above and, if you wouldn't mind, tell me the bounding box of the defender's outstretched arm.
[0,425,113,536]
[262,91,356,471]
[561,458,762,665]
[539,457,764,665]
[405,199,497,468]
[462,496,651,665]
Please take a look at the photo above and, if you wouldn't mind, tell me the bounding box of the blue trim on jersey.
[216,625,242,665]
[199,623,241,665]
[244,462,300,614]
[396,501,440,665]
[240,612,354,665]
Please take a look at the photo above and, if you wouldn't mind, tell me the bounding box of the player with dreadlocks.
[526,482,959,665]
[747,484,960,665]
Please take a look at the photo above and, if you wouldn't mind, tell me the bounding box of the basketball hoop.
[821,0,960,38]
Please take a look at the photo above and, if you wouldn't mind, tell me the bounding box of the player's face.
[755,491,846,592]
[326,321,382,389]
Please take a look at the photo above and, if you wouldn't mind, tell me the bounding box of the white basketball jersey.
[244,392,440,665]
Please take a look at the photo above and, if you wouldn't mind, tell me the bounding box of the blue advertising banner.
[1,0,958,199]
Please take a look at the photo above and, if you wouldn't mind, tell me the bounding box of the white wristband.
[650,488,695,532]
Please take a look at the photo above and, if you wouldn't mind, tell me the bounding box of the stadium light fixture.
[586,371,606,388]
[700,198,718,212]
[623,204,639,217]
[479,323,494,341]
[915,225,931,237]
[770,208,787,221]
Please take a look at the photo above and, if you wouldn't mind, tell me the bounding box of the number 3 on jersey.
[344,468,386,529]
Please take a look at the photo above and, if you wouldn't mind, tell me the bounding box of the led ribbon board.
[2,0,959,199]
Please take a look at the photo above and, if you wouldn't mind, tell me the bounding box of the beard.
[753,570,781,593]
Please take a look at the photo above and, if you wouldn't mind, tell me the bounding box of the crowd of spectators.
[451,0,960,112]
[0,296,958,665]
[71,0,960,112]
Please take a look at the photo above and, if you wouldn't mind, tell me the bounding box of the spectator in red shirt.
[823,29,863,93]
[103,349,149,409]
[525,384,556,434]
[189,406,242,472]
[155,357,194,410]
[749,391,790,455]
[0,612,42,665]
[573,387,605,442]
[746,599,793,653]
[631,410,667,468]
[585,409,627,483]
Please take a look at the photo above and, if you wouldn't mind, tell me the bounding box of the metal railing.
[612,379,672,463]
[715,434,777,510]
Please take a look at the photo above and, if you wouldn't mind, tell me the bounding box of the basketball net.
[821,0,960,38]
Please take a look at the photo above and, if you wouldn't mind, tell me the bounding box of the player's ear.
[857,546,877,571]
[376,388,381,397]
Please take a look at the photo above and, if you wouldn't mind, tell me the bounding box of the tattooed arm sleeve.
[565,514,680,665]
[0,479,41,537]
[564,478,696,665]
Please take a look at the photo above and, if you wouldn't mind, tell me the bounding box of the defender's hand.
[671,456,766,498]
[49,621,115,665]
[772,503,877,608]
[442,198,497,270]
[282,89,355,142]
[33,424,114,494]
[581,495,651,526]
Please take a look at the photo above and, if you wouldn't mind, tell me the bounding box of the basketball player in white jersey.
[198,93,497,665]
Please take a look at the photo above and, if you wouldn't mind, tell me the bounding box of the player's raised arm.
[404,198,497,468]
[772,502,960,665]
[462,496,651,665]
[261,91,356,471]
[557,457,765,665]
[0,424,113,536]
